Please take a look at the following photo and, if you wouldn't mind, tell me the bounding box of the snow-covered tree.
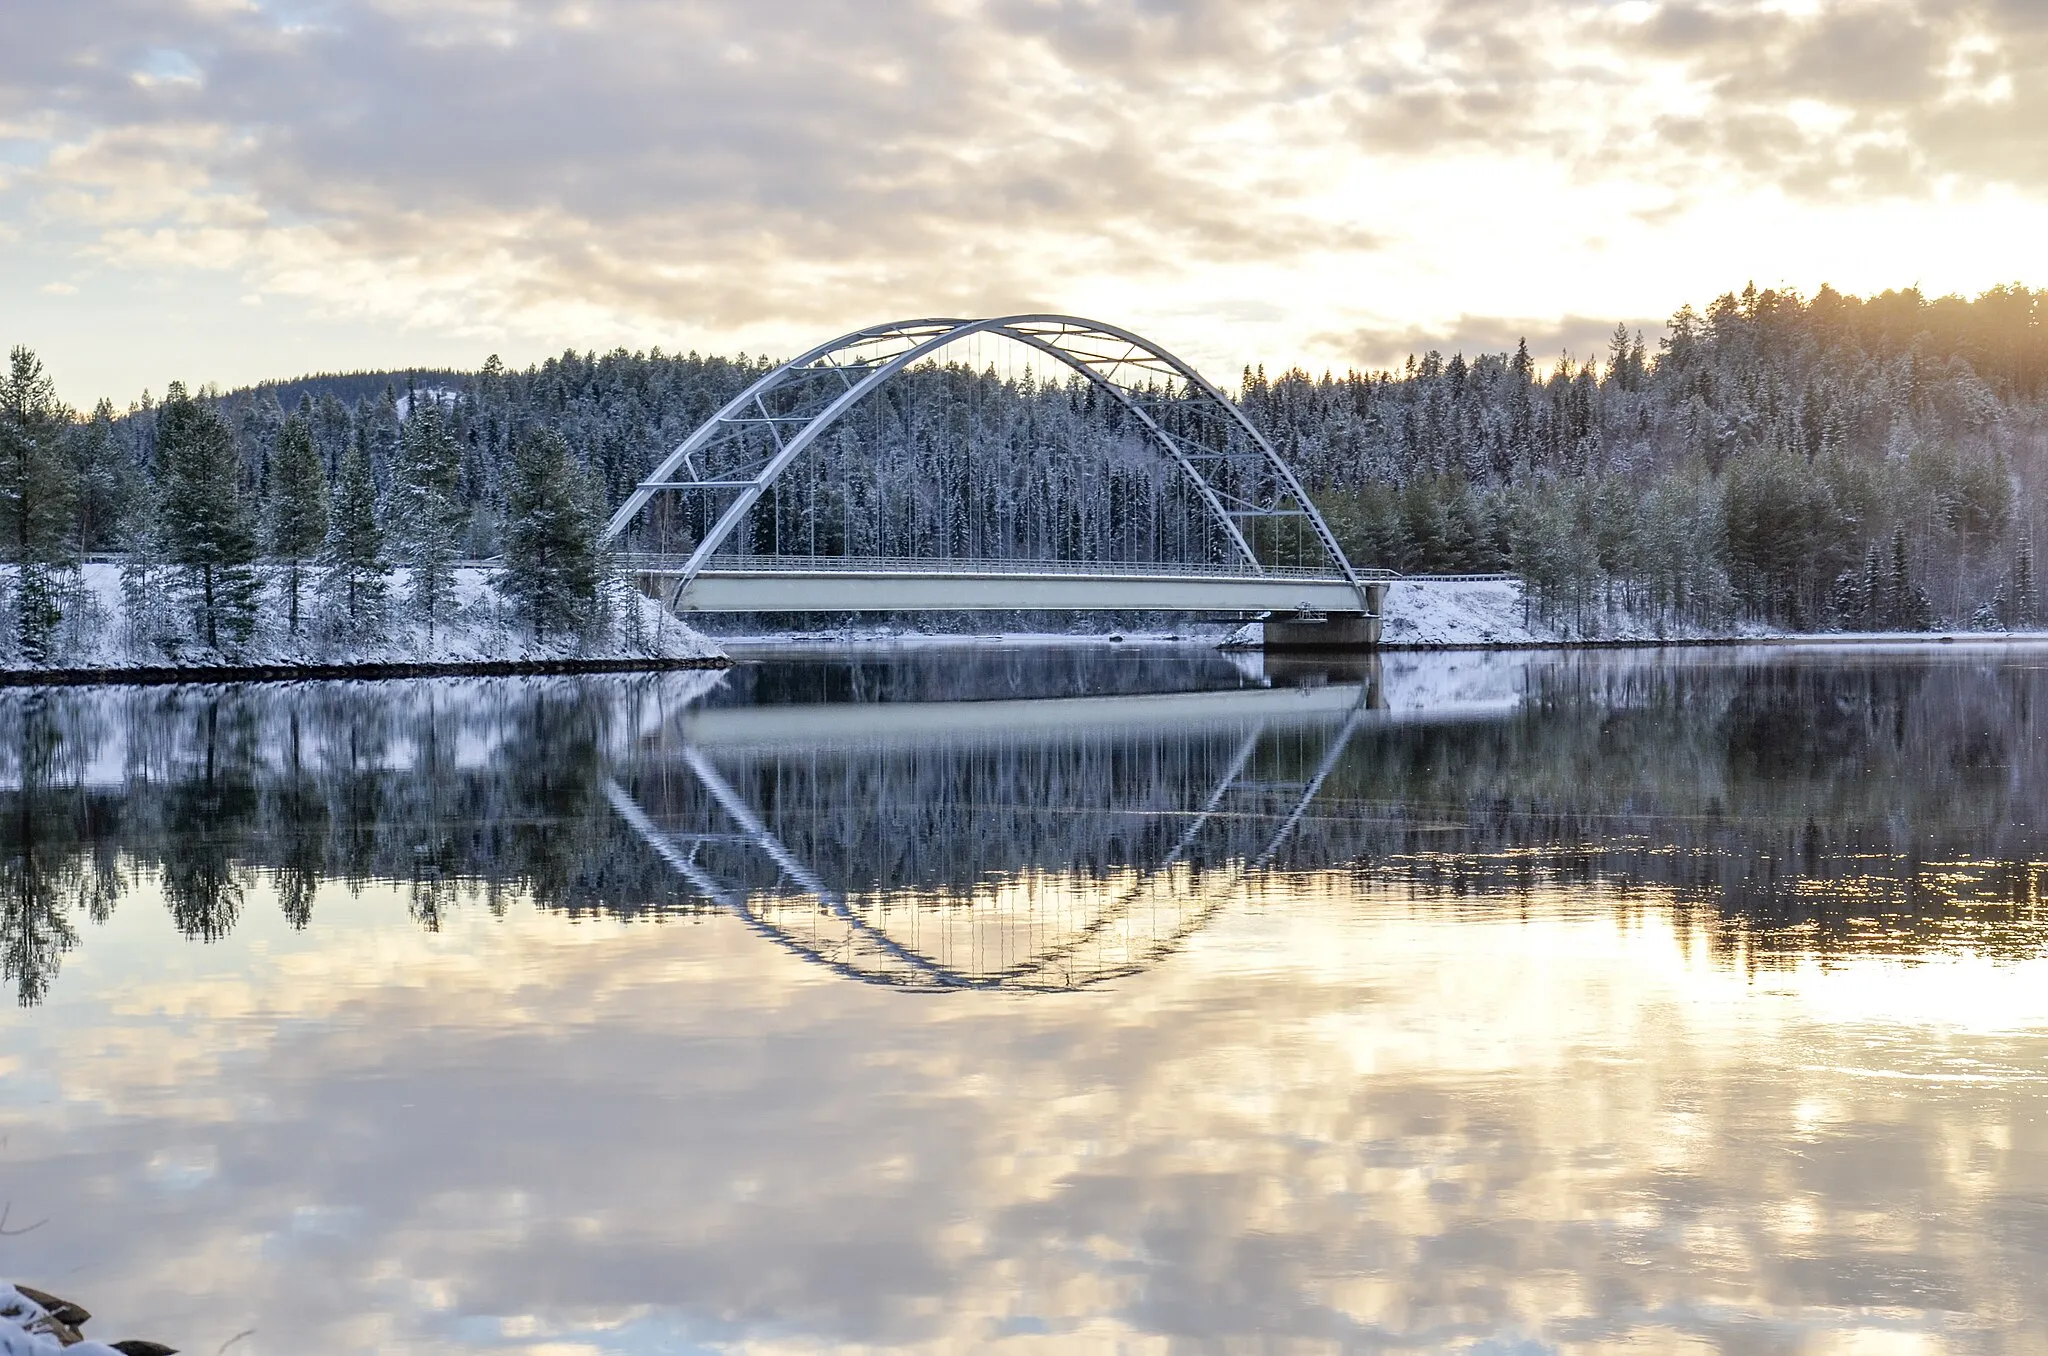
[0,347,79,660]
[68,397,136,557]
[156,383,259,650]
[268,403,329,636]
[390,402,464,637]
[320,446,386,636]
[501,427,604,639]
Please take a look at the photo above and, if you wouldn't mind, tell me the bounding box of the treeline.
[0,348,611,662]
[8,281,2047,646]
[1258,283,2047,630]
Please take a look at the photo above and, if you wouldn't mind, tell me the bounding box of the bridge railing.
[1391,573,1521,583]
[615,553,1401,582]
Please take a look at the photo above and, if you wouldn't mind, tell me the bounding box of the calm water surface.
[4,645,2048,1353]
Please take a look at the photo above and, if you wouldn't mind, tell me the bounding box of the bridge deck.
[624,556,1386,615]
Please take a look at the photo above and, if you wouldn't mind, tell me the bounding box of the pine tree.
[68,397,136,556]
[320,446,386,634]
[1886,527,1933,631]
[156,382,259,650]
[359,388,401,486]
[236,394,285,501]
[2013,540,2039,629]
[1507,338,1536,474]
[312,393,353,478]
[1606,324,1634,392]
[0,347,80,661]
[1860,542,1885,631]
[268,406,329,636]
[390,403,464,636]
[1828,568,1865,629]
[119,475,176,656]
[501,427,604,639]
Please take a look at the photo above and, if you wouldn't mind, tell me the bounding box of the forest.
[2,280,2045,654]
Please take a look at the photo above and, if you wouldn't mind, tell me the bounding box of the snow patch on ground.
[1375,582,2044,648]
[1378,581,1543,647]
[0,563,725,671]
[0,1284,125,1355]
[1376,579,1787,646]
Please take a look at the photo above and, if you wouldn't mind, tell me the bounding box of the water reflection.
[5,646,2048,1352]
[7,646,2048,1005]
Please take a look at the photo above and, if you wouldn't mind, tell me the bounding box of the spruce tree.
[390,403,464,636]
[501,427,603,639]
[312,393,353,478]
[156,382,259,650]
[268,405,329,636]
[1886,527,1933,631]
[119,475,176,656]
[1860,543,1885,631]
[1507,339,1536,473]
[1828,569,1865,629]
[0,347,80,661]
[68,397,135,557]
[320,446,386,634]
[2014,540,2039,629]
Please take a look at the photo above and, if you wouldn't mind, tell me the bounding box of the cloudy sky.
[5,0,2045,405]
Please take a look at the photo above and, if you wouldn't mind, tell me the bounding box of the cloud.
[6,1,1394,335]
[1609,0,2048,196]
[3,0,2048,393]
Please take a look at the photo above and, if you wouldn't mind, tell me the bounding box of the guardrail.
[69,553,1505,585]
[617,554,1402,582]
[1394,573,1521,583]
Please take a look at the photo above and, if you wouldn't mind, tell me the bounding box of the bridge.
[600,315,1398,646]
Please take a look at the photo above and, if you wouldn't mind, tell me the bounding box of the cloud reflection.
[9,869,2048,1352]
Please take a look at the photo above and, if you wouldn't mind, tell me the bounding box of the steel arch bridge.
[602,315,1387,624]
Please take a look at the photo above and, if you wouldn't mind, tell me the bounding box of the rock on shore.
[0,1284,174,1355]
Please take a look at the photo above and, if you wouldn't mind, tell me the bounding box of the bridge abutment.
[1262,611,1381,650]
[1262,582,1387,650]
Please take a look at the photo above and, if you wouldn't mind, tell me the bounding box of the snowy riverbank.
[0,563,725,675]
[1370,579,1745,646]
[1373,579,2048,648]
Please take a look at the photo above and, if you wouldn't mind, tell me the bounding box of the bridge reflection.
[18,647,2036,1010]
[604,660,1389,990]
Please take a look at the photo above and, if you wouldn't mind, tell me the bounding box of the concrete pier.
[1262,611,1382,650]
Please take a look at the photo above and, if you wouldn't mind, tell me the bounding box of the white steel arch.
[600,315,1371,611]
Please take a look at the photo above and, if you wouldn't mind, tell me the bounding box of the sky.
[4,0,2046,407]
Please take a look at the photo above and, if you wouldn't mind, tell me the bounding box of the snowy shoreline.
[0,562,726,676]
[9,571,2043,682]
[0,653,726,686]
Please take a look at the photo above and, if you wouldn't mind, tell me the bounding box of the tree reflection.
[272,711,326,930]
[1,653,2047,1004]
[160,697,256,942]
[0,693,121,1005]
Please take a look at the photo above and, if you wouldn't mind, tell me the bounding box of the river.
[4,644,2047,1352]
